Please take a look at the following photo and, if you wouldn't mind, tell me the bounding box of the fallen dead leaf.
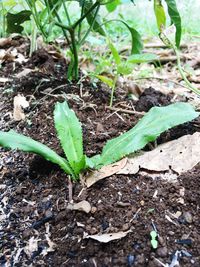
[85,158,127,187]
[24,236,40,258]
[13,94,29,121]
[118,132,200,175]
[0,77,12,83]
[67,200,91,213]
[41,223,56,256]
[84,230,131,243]
[15,68,33,78]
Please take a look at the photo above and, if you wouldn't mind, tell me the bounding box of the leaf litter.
[87,132,200,186]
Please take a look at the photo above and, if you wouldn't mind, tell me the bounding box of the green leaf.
[6,10,31,34]
[119,20,143,54]
[0,130,73,176]
[81,0,106,36]
[164,0,182,47]
[91,102,199,168]
[154,0,166,30]
[108,40,121,65]
[106,0,120,12]
[117,62,133,75]
[150,231,158,249]
[54,101,85,175]
[127,53,158,63]
[96,75,114,88]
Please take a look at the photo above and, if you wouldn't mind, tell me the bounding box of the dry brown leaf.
[24,236,40,258]
[13,94,29,121]
[85,158,127,188]
[118,132,200,175]
[67,200,91,213]
[84,230,131,243]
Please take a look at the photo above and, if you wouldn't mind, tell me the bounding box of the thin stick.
[68,177,73,202]
[106,106,145,116]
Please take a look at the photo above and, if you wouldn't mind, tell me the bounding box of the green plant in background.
[96,39,158,106]
[24,0,107,80]
[153,0,200,95]
[150,230,158,249]
[0,101,198,181]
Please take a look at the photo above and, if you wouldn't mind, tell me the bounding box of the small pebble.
[122,223,130,231]
[127,254,135,266]
[168,231,175,236]
[91,207,97,214]
[135,254,145,264]
[156,247,168,258]
[158,236,165,246]
[183,211,193,224]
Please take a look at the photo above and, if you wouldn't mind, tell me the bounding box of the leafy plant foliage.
[0,101,198,181]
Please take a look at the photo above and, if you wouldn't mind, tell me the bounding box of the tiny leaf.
[154,0,166,30]
[108,40,121,65]
[96,75,114,88]
[127,53,158,63]
[106,0,120,12]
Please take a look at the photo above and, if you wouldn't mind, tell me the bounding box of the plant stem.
[109,75,118,107]
[173,45,200,95]
[69,29,79,80]
[73,1,100,29]
[160,33,200,96]
[78,4,100,47]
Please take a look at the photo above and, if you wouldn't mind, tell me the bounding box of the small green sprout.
[150,230,158,249]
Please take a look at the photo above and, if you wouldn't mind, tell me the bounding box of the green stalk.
[109,75,118,107]
[62,1,71,26]
[78,4,100,46]
[173,44,200,95]
[160,33,200,96]
[69,29,79,80]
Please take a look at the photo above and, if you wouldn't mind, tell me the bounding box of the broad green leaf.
[54,101,85,175]
[108,40,121,65]
[154,0,166,30]
[90,102,199,168]
[106,0,120,12]
[118,20,143,54]
[96,75,114,88]
[81,0,106,36]
[164,0,181,47]
[6,10,31,34]
[0,130,73,176]
[127,53,158,63]
[117,62,133,75]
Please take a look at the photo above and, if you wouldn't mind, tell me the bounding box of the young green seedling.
[0,101,199,181]
[150,230,158,249]
[96,39,158,107]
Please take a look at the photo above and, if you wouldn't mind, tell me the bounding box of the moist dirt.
[0,40,200,267]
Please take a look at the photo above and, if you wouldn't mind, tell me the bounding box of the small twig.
[106,106,145,116]
[68,176,73,202]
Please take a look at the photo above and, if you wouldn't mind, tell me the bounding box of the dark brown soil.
[0,43,200,267]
